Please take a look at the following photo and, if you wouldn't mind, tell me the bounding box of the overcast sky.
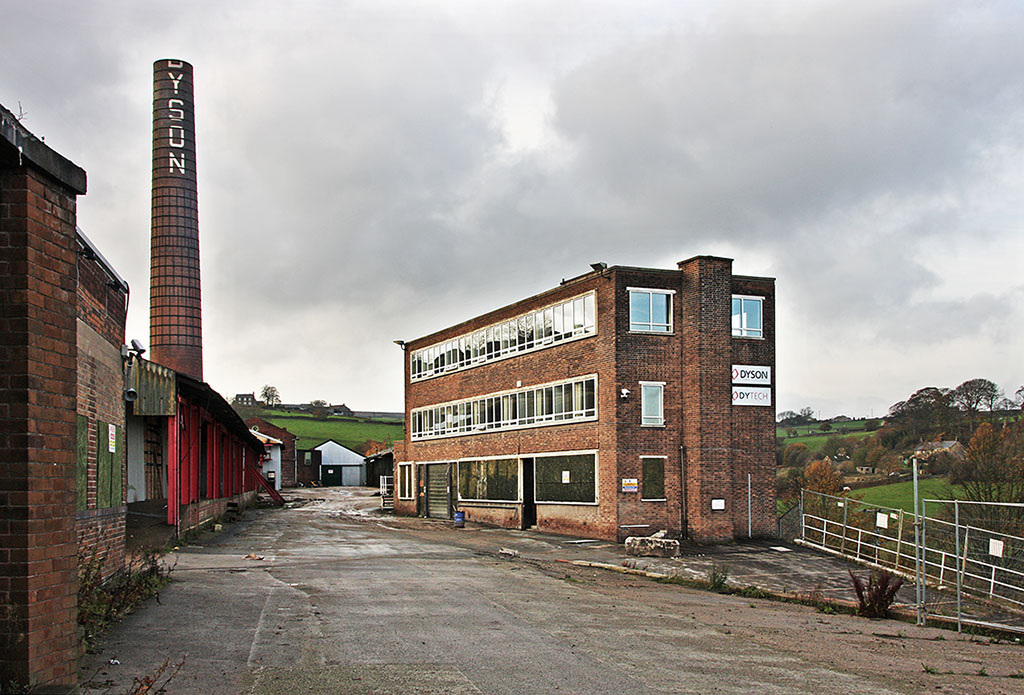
[4,1,1023,417]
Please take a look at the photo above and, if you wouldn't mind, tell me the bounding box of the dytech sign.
[732,386,771,406]
[731,365,771,386]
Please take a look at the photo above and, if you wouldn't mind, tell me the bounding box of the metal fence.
[794,489,1024,633]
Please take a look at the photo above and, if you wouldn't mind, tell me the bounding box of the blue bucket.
[453,511,465,528]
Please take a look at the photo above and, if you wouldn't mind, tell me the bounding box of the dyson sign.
[160,60,190,176]
[732,364,771,406]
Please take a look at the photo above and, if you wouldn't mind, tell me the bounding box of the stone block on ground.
[625,534,679,558]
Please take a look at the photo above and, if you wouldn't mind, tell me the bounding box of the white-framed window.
[640,381,664,427]
[398,463,414,500]
[410,375,598,441]
[409,291,596,382]
[732,295,763,339]
[628,288,673,333]
[641,456,667,501]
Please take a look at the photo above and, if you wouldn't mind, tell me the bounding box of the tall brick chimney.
[150,58,203,380]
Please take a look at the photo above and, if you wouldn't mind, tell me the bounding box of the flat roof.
[0,102,86,194]
[402,260,775,346]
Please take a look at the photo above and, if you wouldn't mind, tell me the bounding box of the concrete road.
[81,488,1024,694]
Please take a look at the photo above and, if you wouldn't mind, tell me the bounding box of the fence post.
[913,459,924,626]
[840,499,849,555]
[799,489,805,541]
[954,500,962,633]
[895,510,904,570]
[921,498,928,621]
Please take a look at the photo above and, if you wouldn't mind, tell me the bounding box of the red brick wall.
[613,268,685,541]
[178,490,256,533]
[0,165,81,688]
[730,275,777,537]
[75,243,128,580]
[679,257,736,542]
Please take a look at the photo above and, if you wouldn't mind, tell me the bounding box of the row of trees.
[884,378,1022,447]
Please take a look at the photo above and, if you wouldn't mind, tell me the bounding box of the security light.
[590,262,607,272]
[620,388,630,399]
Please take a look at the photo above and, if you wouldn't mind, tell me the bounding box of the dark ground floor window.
[535,453,596,503]
[458,458,518,501]
[641,457,665,500]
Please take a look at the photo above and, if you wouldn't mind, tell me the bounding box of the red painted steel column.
[167,405,179,527]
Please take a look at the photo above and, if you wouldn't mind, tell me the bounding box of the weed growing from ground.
[849,569,903,619]
[707,565,729,592]
[78,551,172,648]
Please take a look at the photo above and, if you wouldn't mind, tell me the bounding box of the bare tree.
[952,378,1001,434]
[260,385,281,407]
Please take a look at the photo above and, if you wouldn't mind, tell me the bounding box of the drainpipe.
[679,445,687,539]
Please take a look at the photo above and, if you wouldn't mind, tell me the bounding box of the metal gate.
[797,488,1024,633]
[425,463,451,519]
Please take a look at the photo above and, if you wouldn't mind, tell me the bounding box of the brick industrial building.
[394,257,775,543]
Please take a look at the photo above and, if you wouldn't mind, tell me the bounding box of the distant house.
[330,403,354,417]
[246,417,305,487]
[313,439,366,486]
[914,440,966,461]
[234,392,257,407]
[250,429,284,490]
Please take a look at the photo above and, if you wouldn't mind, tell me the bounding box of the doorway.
[426,463,451,519]
[521,457,536,529]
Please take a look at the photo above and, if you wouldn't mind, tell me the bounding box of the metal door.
[426,463,451,519]
[321,466,342,486]
[341,465,362,486]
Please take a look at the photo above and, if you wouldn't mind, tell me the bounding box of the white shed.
[315,439,366,486]
[251,428,283,490]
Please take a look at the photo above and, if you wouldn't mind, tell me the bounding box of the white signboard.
[732,365,771,386]
[562,470,571,484]
[732,386,772,407]
[990,539,1005,558]
[711,498,726,511]
[108,423,117,453]
[621,478,638,493]
[876,512,889,529]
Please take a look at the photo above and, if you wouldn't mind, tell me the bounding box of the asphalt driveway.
[80,488,1024,694]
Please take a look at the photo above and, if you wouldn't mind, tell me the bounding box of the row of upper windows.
[410,375,598,441]
[409,292,596,382]
[628,288,764,339]
[410,288,764,384]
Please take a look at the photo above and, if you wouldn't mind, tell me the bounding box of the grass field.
[780,429,875,453]
[261,414,404,452]
[850,477,964,513]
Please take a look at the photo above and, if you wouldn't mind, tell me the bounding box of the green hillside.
[851,478,964,514]
[260,412,404,452]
